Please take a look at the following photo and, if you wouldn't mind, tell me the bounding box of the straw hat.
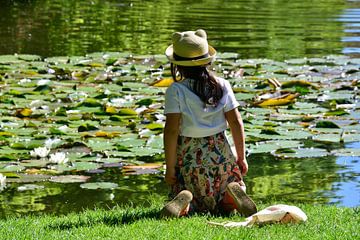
[165,29,216,66]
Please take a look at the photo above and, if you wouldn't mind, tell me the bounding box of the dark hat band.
[173,52,209,61]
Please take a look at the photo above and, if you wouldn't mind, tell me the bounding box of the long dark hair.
[171,63,223,106]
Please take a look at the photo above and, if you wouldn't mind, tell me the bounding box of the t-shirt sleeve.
[223,80,240,112]
[164,83,181,114]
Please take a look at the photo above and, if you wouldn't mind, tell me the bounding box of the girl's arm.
[164,113,181,185]
[224,108,248,176]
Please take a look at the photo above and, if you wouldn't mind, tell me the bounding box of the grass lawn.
[0,198,358,240]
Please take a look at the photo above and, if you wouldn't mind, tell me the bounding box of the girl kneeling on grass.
[161,29,257,217]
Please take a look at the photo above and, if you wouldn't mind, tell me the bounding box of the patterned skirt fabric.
[171,131,244,214]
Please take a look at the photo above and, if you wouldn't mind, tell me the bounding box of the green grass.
[0,199,358,240]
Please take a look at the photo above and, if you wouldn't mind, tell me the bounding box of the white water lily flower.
[154,113,166,121]
[45,138,62,149]
[18,78,31,85]
[30,100,44,108]
[0,173,6,189]
[110,98,127,107]
[135,106,147,114]
[104,89,111,95]
[68,91,88,102]
[66,110,81,115]
[37,79,51,86]
[58,125,70,133]
[30,147,50,158]
[49,152,69,164]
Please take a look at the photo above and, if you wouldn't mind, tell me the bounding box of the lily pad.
[80,182,118,190]
[49,175,90,183]
[273,148,330,158]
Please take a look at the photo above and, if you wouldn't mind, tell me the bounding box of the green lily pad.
[5,173,51,183]
[49,175,90,183]
[0,164,25,172]
[118,108,138,116]
[248,140,303,154]
[72,162,102,171]
[80,182,118,190]
[315,121,340,128]
[312,134,342,143]
[20,160,48,168]
[331,148,360,157]
[273,148,329,158]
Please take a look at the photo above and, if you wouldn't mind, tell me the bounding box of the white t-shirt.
[164,77,239,137]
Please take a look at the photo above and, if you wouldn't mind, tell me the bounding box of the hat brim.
[165,45,216,66]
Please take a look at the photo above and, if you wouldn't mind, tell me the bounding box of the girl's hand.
[165,168,177,185]
[237,158,248,176]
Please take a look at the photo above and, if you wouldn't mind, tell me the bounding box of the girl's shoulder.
[215,77,232,91]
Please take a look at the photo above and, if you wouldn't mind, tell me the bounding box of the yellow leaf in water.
[105,106,117,115]
[256,93,299,107]
[123,163,163,169]
[95,131,120,138]
[16,108,32,117]
[89,62,104,68]
[150,78,174,87]
[25,168,59,175]
[0,132,15,137]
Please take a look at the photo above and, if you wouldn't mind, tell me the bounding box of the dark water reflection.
[0,0,359,60]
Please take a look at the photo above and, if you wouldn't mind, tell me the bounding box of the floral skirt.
[170,131,244,214]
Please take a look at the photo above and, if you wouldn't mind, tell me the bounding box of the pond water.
[1,0,360,60]
[0,0,359,217]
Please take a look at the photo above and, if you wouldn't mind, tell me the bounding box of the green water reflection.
[0,0,349,59]
[0,146,355,218]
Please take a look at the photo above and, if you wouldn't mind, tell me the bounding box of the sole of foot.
[160,190,193,218]
[226,182,257,217]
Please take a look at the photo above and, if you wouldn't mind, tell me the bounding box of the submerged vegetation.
[0,52,359,215]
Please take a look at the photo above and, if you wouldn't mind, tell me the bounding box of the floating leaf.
[80,98,102,107]
[331,148,360,157]
[325,109,349,116]
[78,123,99,132]
[6,173,51,183]
[273,148,329,158]
[3,172,20,178]
[0,165,25,172]
[118,108,137,116]
[94,131,120,138]
[312,134,342,143]
[136,98,154,106]
[150,78,174,87]
[49,175,90,183]
[281,80,319,89]
[80,182,118,189]
[145,123,164,130]
[315,121,340,128]
[255,93,299,107]
[15,108,32,117]
[260,128,280,135]
[122,168,160,175]
[105,105,117,115]
[72,162,102,171]
[123,163,163,169]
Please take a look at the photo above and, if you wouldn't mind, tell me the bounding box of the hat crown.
[172,29,209,58]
